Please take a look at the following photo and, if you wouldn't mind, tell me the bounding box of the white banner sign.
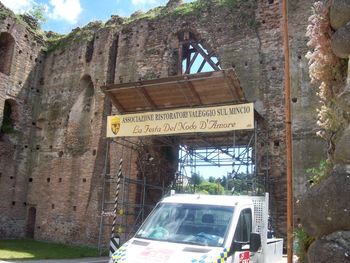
[107,103,254,137]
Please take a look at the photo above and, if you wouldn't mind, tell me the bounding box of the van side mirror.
[250,233,261,252]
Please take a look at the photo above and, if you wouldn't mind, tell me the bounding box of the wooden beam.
[226,70,245,101]
[186,52,191,73]
[185,52,199,74]
[102,71,216,91]
[184,78,202,104]
[176,82,193,107]
[197,59,206,73]
[178,43,183,74]
[191,42,220,71]
[138,86,158,109]
[109,95,126,113]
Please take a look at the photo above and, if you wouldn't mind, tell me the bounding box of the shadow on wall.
[65,75,95,155]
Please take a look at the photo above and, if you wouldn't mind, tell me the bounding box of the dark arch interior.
[0,32,15,75]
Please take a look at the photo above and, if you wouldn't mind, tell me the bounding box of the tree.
[25,4,47,27]
[220,175,227,189]
[208,176,216,183]
[197,181,224,195]
[190,172,203,192]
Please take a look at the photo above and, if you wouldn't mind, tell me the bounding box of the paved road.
[0,258,109,263]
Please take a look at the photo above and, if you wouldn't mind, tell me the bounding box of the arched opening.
[26,207,36,238]
[178,31,221,74]
[0,32,15,75]
[1,99,18,134]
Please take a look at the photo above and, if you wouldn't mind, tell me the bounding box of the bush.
[294,228,315,263]
[196,181,224,195]
[306,160,332,186]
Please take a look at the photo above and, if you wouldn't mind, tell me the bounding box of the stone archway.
[0,32,15,75]
[1,99,19,134]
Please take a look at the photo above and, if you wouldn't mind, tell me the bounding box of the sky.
[1,0,194,34]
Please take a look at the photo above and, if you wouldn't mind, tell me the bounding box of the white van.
[110,193,283,263]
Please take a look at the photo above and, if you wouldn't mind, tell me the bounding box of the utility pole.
[282,0,294,262]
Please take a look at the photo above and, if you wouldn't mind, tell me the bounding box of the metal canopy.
[101,68,246,113]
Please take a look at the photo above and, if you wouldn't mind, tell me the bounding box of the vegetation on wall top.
[45,21,102,52]
[0,3,45,43]
[121,0,258,29]
[1,0,259,53]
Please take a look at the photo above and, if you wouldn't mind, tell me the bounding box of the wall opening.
[176,129,265,196]
[1,99,18,134]
[106,34,119,84]
[85,36,95,63]
[0,32,15,75]
[178,31,221,74]
[26,207,36,238]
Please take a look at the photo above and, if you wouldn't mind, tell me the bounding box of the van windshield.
[135,203,234,247]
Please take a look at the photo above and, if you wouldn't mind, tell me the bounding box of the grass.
[0,239,100,260]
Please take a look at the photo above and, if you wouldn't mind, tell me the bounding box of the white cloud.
[48,0,82,24]
[1,0,35,13]
[130,0,194,10]
[131,0,159,5]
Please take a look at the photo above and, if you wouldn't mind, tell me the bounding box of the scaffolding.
[175,121,268,195]
[99,68,269,252]
[98,118,269,252]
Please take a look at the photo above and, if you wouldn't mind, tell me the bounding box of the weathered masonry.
[0,0,324,247]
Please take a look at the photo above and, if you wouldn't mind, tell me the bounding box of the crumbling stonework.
[297,0,350,262]
[0,0,325,247]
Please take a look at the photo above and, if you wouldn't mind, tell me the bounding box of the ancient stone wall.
[0,3,45,238]
[0,0,325,246]
[24,22,124,245]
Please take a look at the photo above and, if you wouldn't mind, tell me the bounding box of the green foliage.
[190,173,203,189]
[0,9,10,22]
[1,4,20,23]
[294,228,315,263]
[172,3,197,16]
[196,181,225,195]
[208,176,216,183]
[123,6,164,24]
[119,0,258,30]
[306,160,332,186]
[219,0,256,9]
[0,239,99,260]
[25,4,47,26]
[0,4,46,40]
[45,27,94,53]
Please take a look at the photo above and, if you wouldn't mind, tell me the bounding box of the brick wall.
[0,0,323,246]
[0,6,45,238]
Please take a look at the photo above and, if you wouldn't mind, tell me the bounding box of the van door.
[230,208,253,263]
